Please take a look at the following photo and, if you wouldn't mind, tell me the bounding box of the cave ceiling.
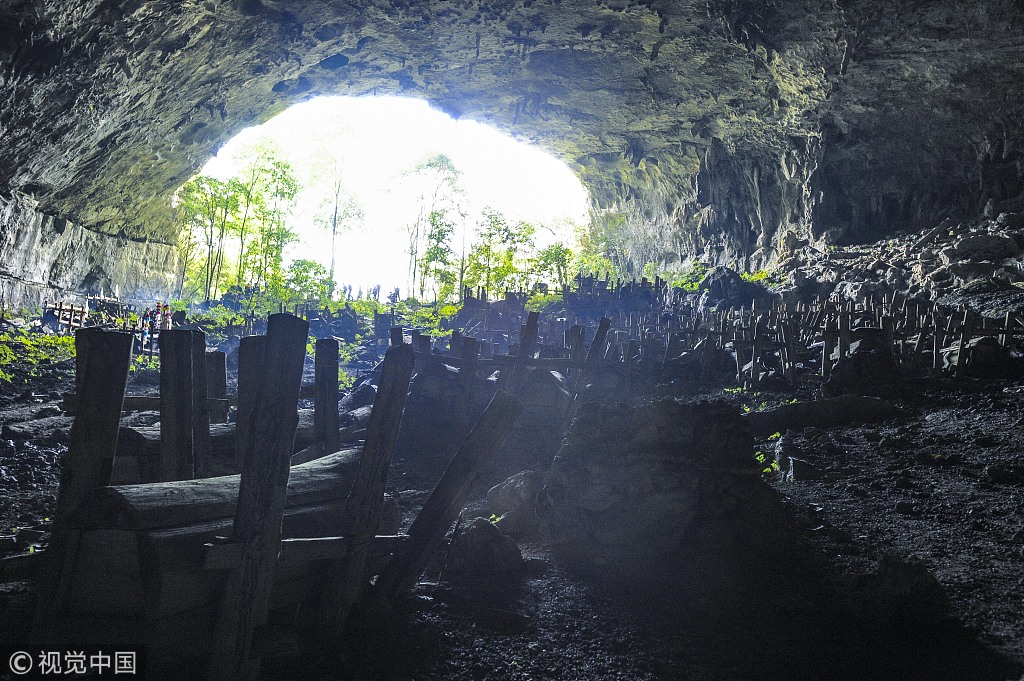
[2,0,1024,269]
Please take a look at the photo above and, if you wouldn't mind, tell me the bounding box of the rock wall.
[0,194,177,308]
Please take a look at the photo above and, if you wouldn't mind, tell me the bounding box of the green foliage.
[768,431,782,441]
[131,354,160,374]
[534,242,574,289]
[667,262,711,292]
[740,268,783,287]
[525,292,563,313]
[285,259,333,304]
[176,150,301,308]
[0,330,76,383]
[754,450,781,477]
[418,209,457,302]
[463,208,537,296]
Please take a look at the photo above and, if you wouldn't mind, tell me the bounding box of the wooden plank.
[316,343,415,638]
[314,338,341,455]
[372,389,523,601]
[235,335,266,471]
[32,329,133,641]
[192,331,213,478]
[206,351,228,423]
[160,330,195,482]
[507,311,540,394]
[208,313,309,681]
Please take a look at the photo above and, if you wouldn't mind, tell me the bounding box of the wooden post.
[932,311,944,370]
[192,331,213,478]
[822,318,838,379]
[955,308,974,375]
[315,338,341,455]
[390,326,404,347]
[160,330,195,481]
[206,350,228,423]
[567,324,584,384]
[73,326,107,399]
[207,314,309,681]
[508,311,540,394]
[373,389,523,601]
[838,310,851,359]
[235,335,266,471]
[317,344,416,638]
[32,330,133,640]
[562,317,610,433]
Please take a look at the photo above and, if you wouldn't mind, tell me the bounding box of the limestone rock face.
[1,0,1023,302]
[0,194,177,306]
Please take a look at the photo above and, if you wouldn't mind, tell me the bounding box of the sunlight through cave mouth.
[177,95,591,304]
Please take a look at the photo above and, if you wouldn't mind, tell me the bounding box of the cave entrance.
[176,95,589,306]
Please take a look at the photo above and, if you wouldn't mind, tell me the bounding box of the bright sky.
[201,95,590,297]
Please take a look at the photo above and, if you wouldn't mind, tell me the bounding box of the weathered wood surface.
[507,311,540,394]
[209,313,309,681]
[71,447,362,531]
[160,330,195,481]
[192,331,213,477]
[205,350,228,407]
[314,338,340,455]
[373,389,523,601]
[116,409,319,462]
[234,334,266,471]
[33,329,133,641]
[60,513,403,621]
[317,343,415,638]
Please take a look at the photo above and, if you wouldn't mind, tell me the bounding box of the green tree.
[176,175,239,302]
[418,208,457,302]
[285,259,332,304]
[252,158,300,292]
[464,208,536,297]
[534,242,574,289]
[402,153,465,296]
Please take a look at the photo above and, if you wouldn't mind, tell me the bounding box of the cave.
[3,1,1024,680]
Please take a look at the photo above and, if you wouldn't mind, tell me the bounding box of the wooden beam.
[206,350,228,423]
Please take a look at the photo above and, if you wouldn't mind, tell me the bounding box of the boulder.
[446,517,523,581]
[545,400,787,571]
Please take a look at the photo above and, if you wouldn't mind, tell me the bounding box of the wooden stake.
[206,350,228,423]
[160,330,195,481]
[32,330,133,640]
[207,313,309,681]
[317,344,416,638]
[235,335,266,471]
[192,331,213,477]
[372,390,523,601]
[315,338,341,456]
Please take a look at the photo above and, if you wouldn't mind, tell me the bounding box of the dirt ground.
[2,355,1024,681]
